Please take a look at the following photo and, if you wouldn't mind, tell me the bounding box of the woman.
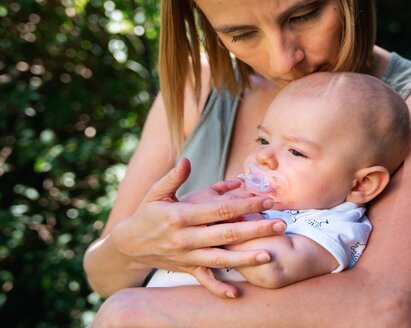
[85,0,411,326]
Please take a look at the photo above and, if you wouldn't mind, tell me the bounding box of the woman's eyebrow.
[213,0,319,33]
[214,24,255,34]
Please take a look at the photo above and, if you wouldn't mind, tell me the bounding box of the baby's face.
[243,91,365,210]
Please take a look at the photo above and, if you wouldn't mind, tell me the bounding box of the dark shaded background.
[0,0,410,327]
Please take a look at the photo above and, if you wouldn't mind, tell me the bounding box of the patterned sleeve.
[262,207,372,272]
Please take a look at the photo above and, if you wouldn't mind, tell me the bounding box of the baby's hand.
[180,178,254,204]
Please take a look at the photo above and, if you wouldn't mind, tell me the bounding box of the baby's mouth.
[238,163,288,199]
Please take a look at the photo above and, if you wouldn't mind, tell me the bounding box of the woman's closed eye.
[232,31,257,43]
[289,8,319,24]
[286,0,323,25]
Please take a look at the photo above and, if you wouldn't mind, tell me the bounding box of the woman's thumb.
[144,157,191,202]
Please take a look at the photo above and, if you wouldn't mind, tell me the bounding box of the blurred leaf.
[0,0,159,327]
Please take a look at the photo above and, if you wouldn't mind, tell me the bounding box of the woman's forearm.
[94,154,411,326]
[94,268,408,328]
[83,235,151,298]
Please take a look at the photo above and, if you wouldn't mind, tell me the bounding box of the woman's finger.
[185,247,273,269]
[144,157,191,203]
[184,219,286,248]
[191,267,238,299]
[170,196,275,226]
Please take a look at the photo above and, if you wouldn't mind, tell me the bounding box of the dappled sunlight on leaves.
[0,0,159,327]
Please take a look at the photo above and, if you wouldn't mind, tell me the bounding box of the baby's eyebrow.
[257,124,271,135]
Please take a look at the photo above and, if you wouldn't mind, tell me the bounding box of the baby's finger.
[210,178,243,194]
[224,189,255,198]
[191,267,238,299]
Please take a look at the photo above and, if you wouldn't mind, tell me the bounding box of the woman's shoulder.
[375,46,411,100]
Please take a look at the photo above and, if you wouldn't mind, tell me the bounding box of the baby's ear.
[346,166,390,204]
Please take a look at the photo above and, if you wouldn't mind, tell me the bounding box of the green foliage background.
[0,0,159,326]
[0,0,410,327]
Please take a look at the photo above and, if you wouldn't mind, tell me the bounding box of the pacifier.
[238,162,288,199]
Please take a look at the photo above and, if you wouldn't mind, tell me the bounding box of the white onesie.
[147,202,372,287]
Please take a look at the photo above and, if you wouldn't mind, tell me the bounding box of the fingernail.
[225,291,236,299]
[262,199,274,209]
[256,253,270,263]
[273,222,286,232]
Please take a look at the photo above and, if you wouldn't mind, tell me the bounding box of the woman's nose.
[267,34,304,76]
[256,148,278,170]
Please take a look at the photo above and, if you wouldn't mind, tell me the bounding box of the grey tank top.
[177,52,411,197]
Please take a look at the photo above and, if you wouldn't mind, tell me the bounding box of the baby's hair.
[287,72,410,174]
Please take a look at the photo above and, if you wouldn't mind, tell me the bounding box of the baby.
[147,72,410,289]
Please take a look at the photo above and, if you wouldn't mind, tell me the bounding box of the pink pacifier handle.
[239,162,284,195]
[240,172,276,193]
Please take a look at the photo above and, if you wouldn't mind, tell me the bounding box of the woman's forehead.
[195,0,324,23]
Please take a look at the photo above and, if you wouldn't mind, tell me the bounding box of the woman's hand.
[108,158,286,298]
[180,177,258,223]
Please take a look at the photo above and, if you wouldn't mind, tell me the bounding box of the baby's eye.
[289,149,307,158]
[256,137,269,145]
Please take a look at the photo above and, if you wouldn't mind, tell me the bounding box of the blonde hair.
[159,0,377,153]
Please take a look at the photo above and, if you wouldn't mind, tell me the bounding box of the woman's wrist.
[104,230,152,272]
[84,232,152,297]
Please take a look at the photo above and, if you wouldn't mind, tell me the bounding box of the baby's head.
[243,72,410,210]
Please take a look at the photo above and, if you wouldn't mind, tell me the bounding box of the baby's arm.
[226,233,338,288]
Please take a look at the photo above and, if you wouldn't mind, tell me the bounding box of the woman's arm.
[83,56,213,296]
[83,93,286,298]
[92,97,411,326]
[83,93,177,296]
[93,144,411,326]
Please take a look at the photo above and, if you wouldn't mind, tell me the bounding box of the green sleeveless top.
[177,52,411,197]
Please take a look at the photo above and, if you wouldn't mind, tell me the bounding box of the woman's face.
[196,0,343,85]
